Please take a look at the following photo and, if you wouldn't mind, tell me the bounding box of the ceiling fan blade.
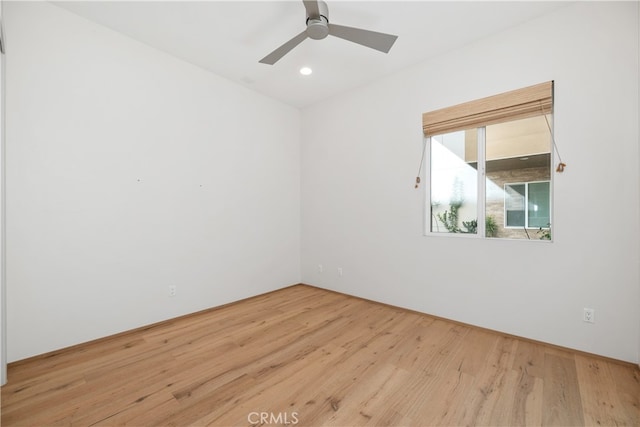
[328,23,397,53]
[303,0,321,19]
[259,30,308,65]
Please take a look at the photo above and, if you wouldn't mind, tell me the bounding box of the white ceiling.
[53,1,568,108]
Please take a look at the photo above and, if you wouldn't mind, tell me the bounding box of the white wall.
[637,0,640,370]
[5,2,301,362]
[301,2,640,363]
[0,0,6,385]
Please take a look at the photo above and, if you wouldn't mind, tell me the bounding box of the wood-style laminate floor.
[2,284,639,426]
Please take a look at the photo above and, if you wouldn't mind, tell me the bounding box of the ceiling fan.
[259,0,398,65]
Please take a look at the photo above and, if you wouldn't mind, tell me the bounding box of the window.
[504,181,550,229]
[423,82,554,241]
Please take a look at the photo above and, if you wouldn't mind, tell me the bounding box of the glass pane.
[505,184,526,227]
[528,182,550,228]
[485,115,552,239]
[430,129,478,234]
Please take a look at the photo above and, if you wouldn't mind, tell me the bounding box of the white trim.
[1,0,7,385]
[477,127,486,238]
[423,136,431,236]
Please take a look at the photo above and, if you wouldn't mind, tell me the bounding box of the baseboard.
[7,282,637,371]
[7,282,306,369]
[299,283,639,370]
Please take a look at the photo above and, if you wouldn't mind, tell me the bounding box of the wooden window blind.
[422,81,553,136]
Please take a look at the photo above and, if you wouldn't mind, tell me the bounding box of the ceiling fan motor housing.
[306,1,330,40]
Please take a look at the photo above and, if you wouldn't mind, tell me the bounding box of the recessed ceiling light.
[299,67,312,76]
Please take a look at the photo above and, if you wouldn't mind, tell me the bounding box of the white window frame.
[423,126,553,241]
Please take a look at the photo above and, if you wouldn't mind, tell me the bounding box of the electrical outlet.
[583,308,595,323]
[338,267,343,277]
[318,264,324,273]
[169,285,177,297]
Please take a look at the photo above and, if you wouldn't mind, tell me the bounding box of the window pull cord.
[542,103,566,173]
[415,138,427,188]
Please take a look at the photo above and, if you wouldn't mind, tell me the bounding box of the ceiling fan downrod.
[305,1,329,40]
